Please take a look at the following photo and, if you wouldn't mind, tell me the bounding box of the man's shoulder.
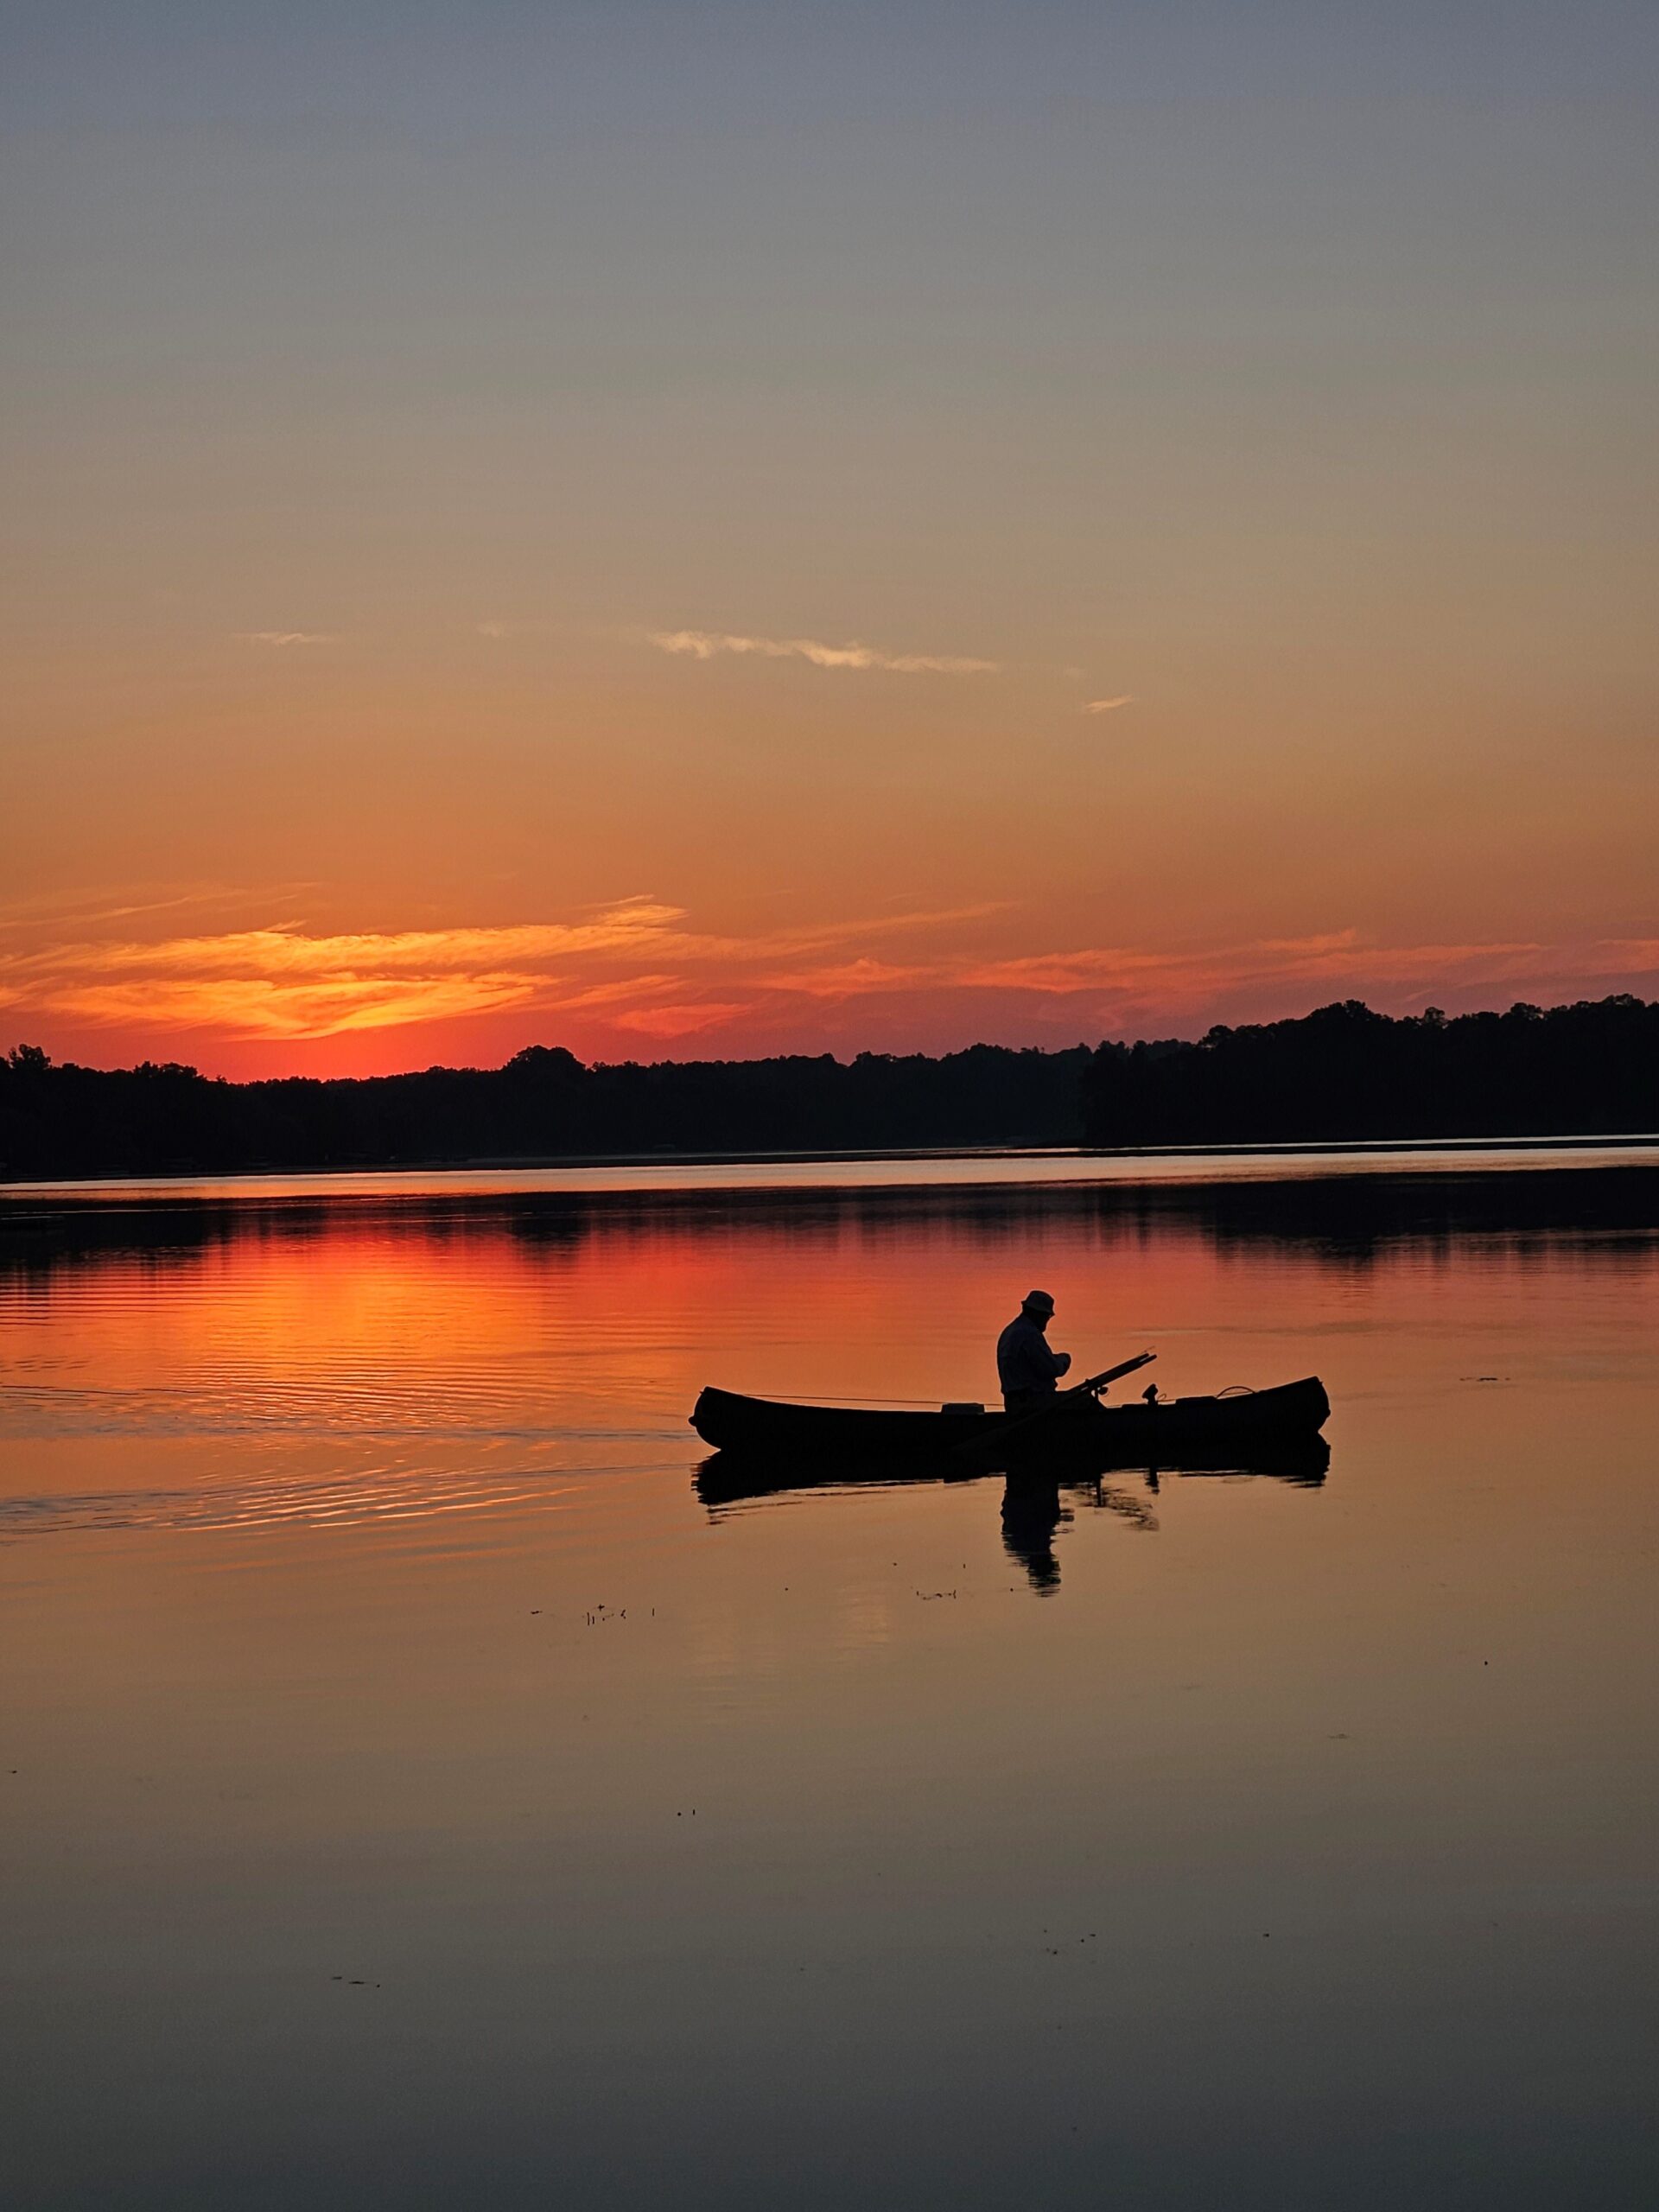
[996,1316,1038,1366]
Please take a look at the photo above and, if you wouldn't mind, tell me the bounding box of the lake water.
[3,1151,1656,2209]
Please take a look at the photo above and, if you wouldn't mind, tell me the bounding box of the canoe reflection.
[694,1437,1328,1593]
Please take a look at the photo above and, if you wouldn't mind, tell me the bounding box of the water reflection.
[6,1154,1659,1286]
[1001,1475,1069,1592]
[2,1154,1656,2209]
[695,1440,1328,1591]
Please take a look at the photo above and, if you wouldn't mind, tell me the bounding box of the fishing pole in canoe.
[949,1349,1158,1460]
[1074,1350,1159,1398]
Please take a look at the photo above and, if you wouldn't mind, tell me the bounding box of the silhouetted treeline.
[1083,997,1659,1146]
[3,995,1655,1181]
[0,1040,1090,1180]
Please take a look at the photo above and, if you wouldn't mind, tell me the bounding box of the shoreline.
[5,1129,1659,1210]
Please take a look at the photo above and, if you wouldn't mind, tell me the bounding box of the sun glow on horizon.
[4,893,1657,1078]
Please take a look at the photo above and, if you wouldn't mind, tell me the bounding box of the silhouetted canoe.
[689,1375,1329,1465]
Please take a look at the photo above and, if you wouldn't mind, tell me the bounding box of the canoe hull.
[690,1375,1330,1469]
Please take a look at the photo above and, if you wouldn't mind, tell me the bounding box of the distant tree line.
[1082,996,1659,1146]
[0,1039,1091,1180]
[1,995,1653,1182]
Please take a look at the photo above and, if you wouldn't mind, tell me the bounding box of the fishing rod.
[946,1349,1157,1462]
[1073,1350,1157,1398]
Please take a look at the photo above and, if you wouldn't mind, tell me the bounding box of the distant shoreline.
[6,1128,1659,1205]
[6,998,1656,1185]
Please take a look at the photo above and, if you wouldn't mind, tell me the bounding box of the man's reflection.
[1000,1474,1067,1594]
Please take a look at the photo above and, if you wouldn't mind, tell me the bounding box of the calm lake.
[3,1149,1656,2209]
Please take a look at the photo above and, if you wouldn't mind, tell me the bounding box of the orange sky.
[3,7,1656,1077]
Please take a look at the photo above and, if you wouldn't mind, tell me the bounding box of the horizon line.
[5,988,1651,1085]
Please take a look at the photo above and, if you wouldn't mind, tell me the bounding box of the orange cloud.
[762,959,938,999]
[0,899,989,1046]
[960,933,1555,1005]
[37,975,540,1039]
[612,1001,751,1039]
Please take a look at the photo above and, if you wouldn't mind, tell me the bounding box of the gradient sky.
[3,1,1656,1076]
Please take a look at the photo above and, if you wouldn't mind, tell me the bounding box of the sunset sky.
[3,2,1656,1077]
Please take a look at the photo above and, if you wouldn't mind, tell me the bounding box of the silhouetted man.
[996,1289,1072,1414]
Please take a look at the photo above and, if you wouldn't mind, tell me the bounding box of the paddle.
[948,1349,1157,1461]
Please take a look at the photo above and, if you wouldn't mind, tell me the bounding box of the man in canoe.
[996,1289,1072,1413]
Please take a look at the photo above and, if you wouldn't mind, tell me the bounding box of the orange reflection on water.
[3,1169,1656,1535]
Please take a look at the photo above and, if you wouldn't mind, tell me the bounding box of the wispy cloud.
[762,959,936,1000]
[650,630,999,676]
[1082,696,1133,715]
[613,1001,751,1039]
[236,631,333,647]
[0,881,317,931]
[945,931,1659,1021]
[0,899,990,1045]
[958,932,1542,1000]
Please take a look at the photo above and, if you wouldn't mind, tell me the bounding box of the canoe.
[689,1374,1329,1468]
